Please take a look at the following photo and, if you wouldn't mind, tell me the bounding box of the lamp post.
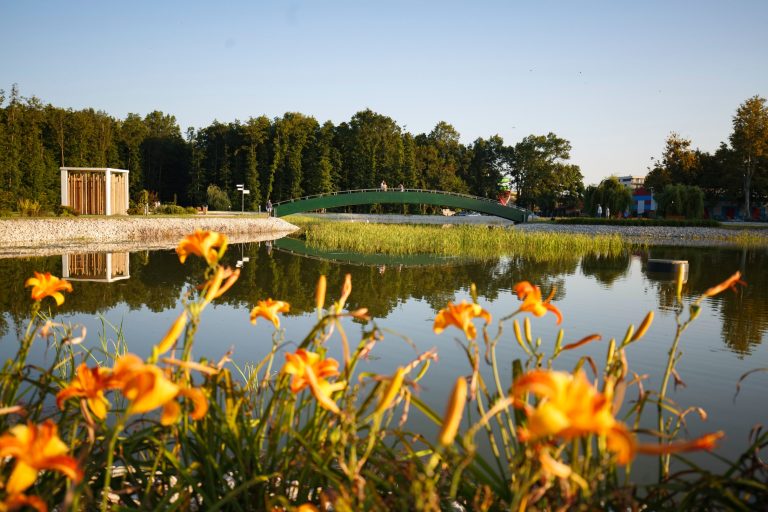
[236,184,250,213]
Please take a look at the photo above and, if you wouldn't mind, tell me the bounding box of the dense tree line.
[0,85,582,213]
[645,96,768,217]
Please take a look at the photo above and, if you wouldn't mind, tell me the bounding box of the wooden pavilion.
[60,167,129,215]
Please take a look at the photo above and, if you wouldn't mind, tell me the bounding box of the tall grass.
[297,220,631,261]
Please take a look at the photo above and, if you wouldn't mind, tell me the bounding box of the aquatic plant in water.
[0,230,764,510]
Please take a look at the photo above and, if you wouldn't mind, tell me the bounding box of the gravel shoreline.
[0,216,298,258]
[303,213,768,247]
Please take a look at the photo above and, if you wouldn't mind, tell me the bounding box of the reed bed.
[298,220,631,260]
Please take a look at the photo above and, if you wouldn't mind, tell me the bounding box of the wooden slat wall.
[67,172,106,215]
[111,252,128,278]
[68,253,107,279]
[110,173,127,215]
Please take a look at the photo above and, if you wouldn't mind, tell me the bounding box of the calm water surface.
[1,241,766,471]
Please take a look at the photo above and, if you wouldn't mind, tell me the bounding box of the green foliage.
[584,176,633,217]
[154,204,191,215]
[656,184,705,218]
[206,184,231,211]
[509,133,584,213]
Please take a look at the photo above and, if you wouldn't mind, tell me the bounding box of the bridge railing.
[272,188,527,210]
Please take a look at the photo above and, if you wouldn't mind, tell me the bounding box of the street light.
[236,184,250,213]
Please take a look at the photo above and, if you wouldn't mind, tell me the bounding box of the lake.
[2,238,766,474]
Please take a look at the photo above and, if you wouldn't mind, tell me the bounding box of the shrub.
[17,198,42,217]
[206,184,231,211]
[54,204,79,217]
[154,204,188,215]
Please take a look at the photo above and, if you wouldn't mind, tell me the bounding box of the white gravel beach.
[0,215,298,258]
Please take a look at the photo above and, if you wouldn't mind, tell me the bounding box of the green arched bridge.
[273,188,530,222]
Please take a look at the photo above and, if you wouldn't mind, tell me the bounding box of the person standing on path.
[597,204,603,217]
[266,199,272,216]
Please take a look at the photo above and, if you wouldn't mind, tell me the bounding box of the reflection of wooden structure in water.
[60,167,129,215]
[62,253,130,282]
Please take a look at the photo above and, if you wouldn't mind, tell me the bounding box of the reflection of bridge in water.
[273,237,476,268]
[273,188,530,222]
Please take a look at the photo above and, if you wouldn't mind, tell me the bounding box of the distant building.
[618,175,645,190]
[631,187,656,216]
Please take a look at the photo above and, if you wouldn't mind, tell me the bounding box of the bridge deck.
[273,188,529,222]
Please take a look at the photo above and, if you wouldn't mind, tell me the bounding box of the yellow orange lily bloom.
[699,271,747,300]
[154,311,188,356]
[175,230,228,266]
[0,493,47,512]
[282,349,344,413]
[56,362,114,420]
[438,376,467,446]
[24,272,73,306]
[0,420,83,494]
[112,354,180,415]
[513,370,633,463]
[433,300,491,340]
[111,354,208,423]
[513,281,562,325]
[250,299,290,328]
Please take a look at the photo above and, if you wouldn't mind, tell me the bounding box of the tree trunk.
[743,155,753,219]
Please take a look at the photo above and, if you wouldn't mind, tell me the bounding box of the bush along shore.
[0,230,764,510]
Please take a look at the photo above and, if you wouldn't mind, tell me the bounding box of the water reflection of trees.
[1,244,765,354]
[579,252,631,286]
[0,245,580,336]
[643,246,768,355]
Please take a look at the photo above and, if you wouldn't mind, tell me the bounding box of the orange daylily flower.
[636,431,725,456]
[116,357,180,416]
[111,354,208,424]
[433,300,492,340]
[513,370,634,463]
[375,367,406,415]
[0,493,47,512]
[250,299,291,328]
[0,420,83,494]
[56,362,114,420]
[154,311,188,356]
[337,273,352,312]
[513,281,562,324]
[24,272,73,306]
[202,266,240,305]
[438,376,468,446]
[175,230,228,266]
[315,275,327,310]
[513,370,724,464]
[699,271,747,300]
[282,349,344,413]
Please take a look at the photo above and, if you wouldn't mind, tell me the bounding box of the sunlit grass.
[289,216,632,260]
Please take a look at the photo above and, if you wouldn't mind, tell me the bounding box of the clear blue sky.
[1,0,766,184]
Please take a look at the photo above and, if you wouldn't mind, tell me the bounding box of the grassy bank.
[290,216,631,260]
